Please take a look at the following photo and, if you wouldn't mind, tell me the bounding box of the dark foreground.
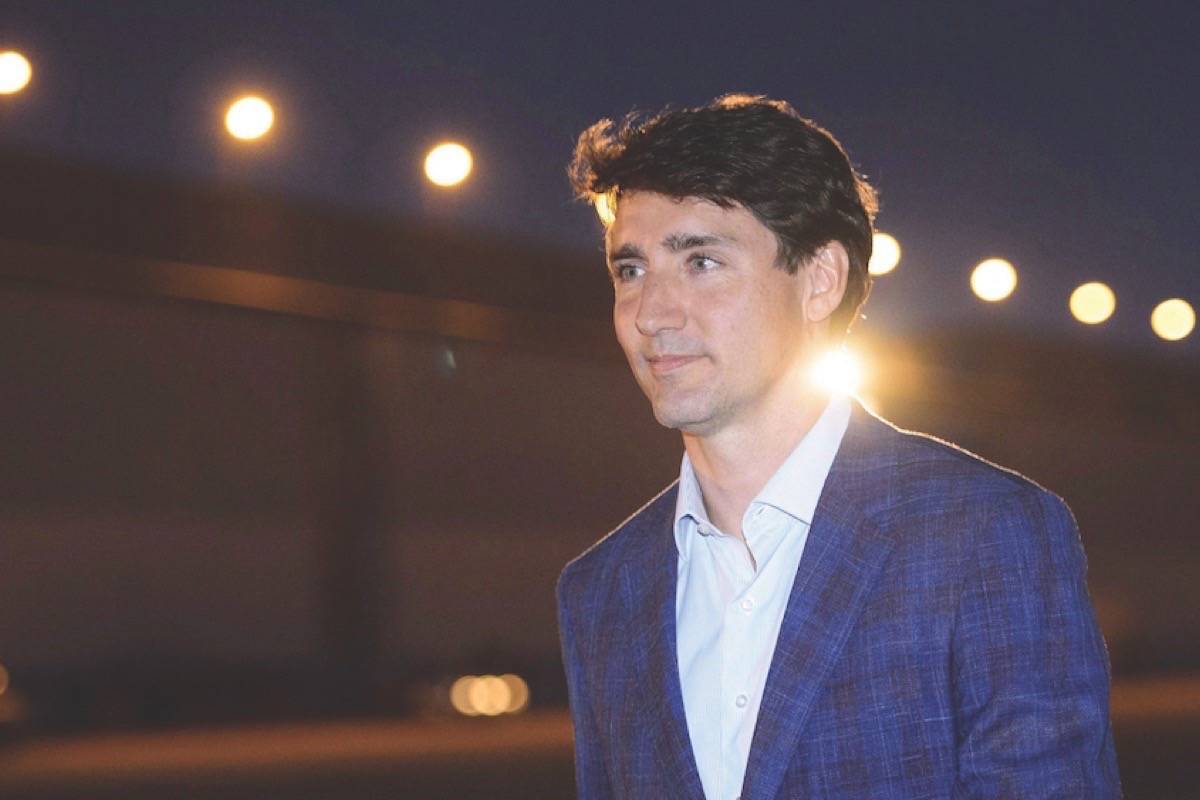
[1,678,1198,800]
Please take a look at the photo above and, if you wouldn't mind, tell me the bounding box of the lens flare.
[1150,298,1195,341]
[810,348,864,396]
[0,51,32,95]
[225,95,274,141]
[869,232,901,276]
[499,673,530,713]
[971,258,1018,302]
[449,673,531,716]
[1069,282,1116,325]
[425,142,473,187]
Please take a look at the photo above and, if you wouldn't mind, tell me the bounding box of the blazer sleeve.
[951,488,1122,798]
[557,567,614,799]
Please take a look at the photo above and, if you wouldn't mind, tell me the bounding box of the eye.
[613,263,644,282]
[690,254,721,272]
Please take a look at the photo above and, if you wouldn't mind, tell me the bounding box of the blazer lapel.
[623,486,707,800]
[740,404,899,800]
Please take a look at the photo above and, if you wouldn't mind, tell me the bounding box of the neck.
[683,384,832,542]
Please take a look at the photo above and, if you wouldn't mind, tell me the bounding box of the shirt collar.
[672,392,852,560]
[673,453,711,562]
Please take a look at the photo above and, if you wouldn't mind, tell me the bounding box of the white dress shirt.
[673,392,851,800]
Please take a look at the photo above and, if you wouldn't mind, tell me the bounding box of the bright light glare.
[499,673,530,713]
[595,193,616,226]
[970,258,1018,302]
[424,142,473,187]
[449,674,531,716]
[468,675,511,716]
[869,232,901,276]
[1069,282,1116,325]
[225,96,274,141]
[1150,298,1195,341]
[810,348,864,396]
[856,391,882,416]
[0,51,32,95]
[449,675,478,716]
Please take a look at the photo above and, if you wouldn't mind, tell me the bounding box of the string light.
[869,232,901,276]
[425,142,473,187]
[225,95,274,141]
[1069,282,1116,325]
[2,51,1188,346]
[1150,298,1195,341]
[449,674,530,716]
[971,258,1018,302]
[0,50,33,95]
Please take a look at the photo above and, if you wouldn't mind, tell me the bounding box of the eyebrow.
[662,232,735,252]
[607,232,736,264]
[608,242,646,263]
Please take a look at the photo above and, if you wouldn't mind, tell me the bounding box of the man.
[556,95,1120,799]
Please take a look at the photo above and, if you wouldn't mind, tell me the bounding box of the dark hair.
[568,94,879,333]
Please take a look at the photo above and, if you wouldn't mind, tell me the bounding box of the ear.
[803,241,849,324]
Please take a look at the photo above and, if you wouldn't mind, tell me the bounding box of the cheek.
[612,306,641,358]
[704,295,760,348]
[718,306,790,369]
[747,285,804,342]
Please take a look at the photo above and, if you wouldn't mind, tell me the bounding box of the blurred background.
[1,2,1197,798]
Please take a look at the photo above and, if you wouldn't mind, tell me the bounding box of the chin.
[651,402,717,435]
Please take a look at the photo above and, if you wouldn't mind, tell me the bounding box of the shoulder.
[832,403,1078,560]
[861,409,1069,515]
[859,419,1084,582]
[556,481,677,606]
[843,413,1089,643]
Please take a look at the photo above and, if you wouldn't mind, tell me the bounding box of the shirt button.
[739,597,755,612]
[735,694,748,708]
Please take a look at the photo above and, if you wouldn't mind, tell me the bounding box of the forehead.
[605,192,776,255]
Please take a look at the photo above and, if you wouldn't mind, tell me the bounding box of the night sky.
[3,1,1198,353]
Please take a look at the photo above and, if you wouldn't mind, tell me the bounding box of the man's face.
[607,192,821,438]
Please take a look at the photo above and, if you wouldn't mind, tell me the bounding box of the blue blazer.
[557,403,1120,799]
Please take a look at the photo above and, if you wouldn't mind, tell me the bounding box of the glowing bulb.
[499,674,530,713]
[449,675,479,716]
[448,673,529,716]
[424,142,473,187]
[594,193,616,226]
[869,232,901,276]
[467,674,511,717]
[0,51,32,95]
[224,95,274,141]
[1150,298,1195,341]
[971,258,1017,302]
[1069,282,1116,325]
[810,348,864,396]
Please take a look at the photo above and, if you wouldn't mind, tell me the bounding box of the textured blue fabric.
[673,392,850,800]
[557,402,1121,799]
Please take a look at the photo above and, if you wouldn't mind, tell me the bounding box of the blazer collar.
[740,401,900,800]
[621,482,707,800]
[620,400,900,800]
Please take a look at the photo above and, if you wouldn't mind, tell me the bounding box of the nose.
[635,274,686,336]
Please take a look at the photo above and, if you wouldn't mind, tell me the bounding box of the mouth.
[646,354,703,375]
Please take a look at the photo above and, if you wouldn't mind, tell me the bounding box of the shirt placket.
[716,524,760,799]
